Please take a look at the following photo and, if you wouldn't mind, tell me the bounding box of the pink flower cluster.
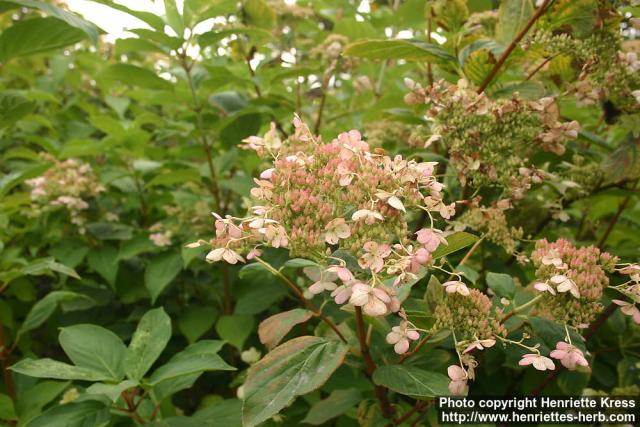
[531,239,618,328]
[25,154,104,227]
[192,116,458,355]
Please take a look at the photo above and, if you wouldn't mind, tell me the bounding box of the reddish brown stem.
[254,257,347,343]
[393,400,429,425]
[477,0,552,94]
[0,318,16,400]
[399,333,432,364]
[597,180,637,249]
[355,307,394,419]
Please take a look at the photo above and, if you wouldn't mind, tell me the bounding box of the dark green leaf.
[125,307,172,380]
[242,336,348,427]
[0,17,85,62]
[372,365,449,399]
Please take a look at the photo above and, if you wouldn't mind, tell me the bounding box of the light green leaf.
[486,272,516,299]
[59,324,127,381]
[425,275,444,313]
[258,309,312,350]
[199,27,273,47]
[0,393,17,421]
[148,340,234,385]
[344,39,455,63]
[86,380,139,402]
[282,258,319,270]
[144,251,183,303]
[24,400,110,427]
[0,17,85,62]
[432,232,479,259]
[164,0,185,37]
[372,365,449,399]
[215,314,254,350]
[496,0,534,44]
[91,0,165,30]
[301,388,361,425]
[243,0,275,30]
[242,336,348,427]
[99,64,173,91]
[125,307,172,381]
[10,358,109,382]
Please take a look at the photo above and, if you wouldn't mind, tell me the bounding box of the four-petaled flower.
[550,275,580,298]
[385,322,420,354]
[359,241,391,272]
[416,228,446,252]
[349,283,391,316]
[304,266,338,295]
[463,338,496,354]
[519,354,555,371]
[442,280,470,296]
[549,342,588,370]
[447,365,469,396]
[206,248,245,264]
[324,218,351,245]
[533,281,556,295]
[612,300,640,324]
[351,209,384,225]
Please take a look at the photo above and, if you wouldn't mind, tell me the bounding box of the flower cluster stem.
[355,307,395,420]
[254,257,347,343]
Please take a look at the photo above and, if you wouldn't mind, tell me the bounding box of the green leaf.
[125,307,172,381]
[99,64,173,91]
[282,258,319,269]
[145,251,183,303]
[486,272,516,299]
[85,380,139,402]
[164,0,185,37]
[17,291,93,338]
[527,316,586,352]
[344,39,455,63]
[215,314,254,350]
[21,257,80,280]
[193,399,242,427]
[148,340,235,385]
[59,324,127,381]
[258,309,312,350]
[10,358,109,381]
[0,163,50,197]
[242,336,348,427]
[432,232,479,259]
[24,400,110,427]
[0,92,35,128]
[0,393,17,421]
[425,275,444,313]
[179,306,218,344]
[496,0,534,44]
[301,388,361,425]
[199,27,273,48]
[243,0,275,30]
[86,222,133,240]
[87,246,119,288]
[91,0,165,30]
[7,0,99,44]
[0,17,86,62]
[372,365,449,399]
